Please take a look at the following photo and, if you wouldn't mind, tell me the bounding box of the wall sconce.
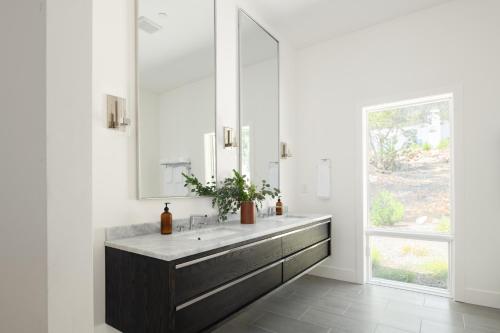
[107,95,130,130]
[224,127,238,148]
[280,142,293,159]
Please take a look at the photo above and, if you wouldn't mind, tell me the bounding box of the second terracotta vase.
[240,201,256,224]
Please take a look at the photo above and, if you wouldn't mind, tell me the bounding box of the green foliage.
[183,174,217,196]
[401,244,429,257]
[422,142,432,151]
[371,247,381,267]
[437,138,450,150]
[372,265,417,284]
[421,261,448,280]
[435,216,450,233]
[370,191,405,226]
[183,170,280,222]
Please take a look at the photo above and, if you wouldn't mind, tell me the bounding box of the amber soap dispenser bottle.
[161,203,172,235]
[276,197,283,216]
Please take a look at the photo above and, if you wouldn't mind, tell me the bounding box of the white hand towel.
[161,166,174,196]
[163,165,173,183]
[173,166,185,183]
[317,159,331,199]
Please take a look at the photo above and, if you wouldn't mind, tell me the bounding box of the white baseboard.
[308,264,357,283]
[463,287,500,309]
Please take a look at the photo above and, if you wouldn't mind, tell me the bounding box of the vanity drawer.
[174,237,282,305]
[282,220,330,257]
[283,239,330,282]
[175,262,282,333]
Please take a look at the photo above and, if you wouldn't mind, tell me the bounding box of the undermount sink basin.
[177,228,241,241]
[268,215,307,221]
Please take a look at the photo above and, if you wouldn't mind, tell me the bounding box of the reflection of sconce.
[224,127,238,148]
[280,142,293,159]
[107,95,130,130]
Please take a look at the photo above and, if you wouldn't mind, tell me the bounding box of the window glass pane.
[367,97,451,234]
[370,236,449,289]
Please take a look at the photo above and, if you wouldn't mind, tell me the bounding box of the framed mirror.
[137,0,216,199]
[238,10,280,190]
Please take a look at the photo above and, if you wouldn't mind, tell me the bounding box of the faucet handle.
[176,225,186,232]
[197,221,208,229]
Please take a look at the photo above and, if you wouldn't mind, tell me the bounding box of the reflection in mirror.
[239,10,280,190]
[137,0,216,198]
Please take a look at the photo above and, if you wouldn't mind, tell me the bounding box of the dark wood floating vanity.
[105,217,332,333]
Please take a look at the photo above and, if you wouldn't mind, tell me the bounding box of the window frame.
[362,93,455,297]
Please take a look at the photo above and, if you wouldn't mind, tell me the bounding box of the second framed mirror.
[238,10,280,190]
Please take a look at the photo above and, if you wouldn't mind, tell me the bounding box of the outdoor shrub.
[371,191,405,226]
[371,247,381,268]
[372,266,417,284]
[422,142,432,151]
[422,261,448,280]
[401,244,429,257]
[437,138,450,150]
[435,216,450,233]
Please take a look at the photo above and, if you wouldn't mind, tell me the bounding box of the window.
[364,93,453,294]
[241,126,251,180]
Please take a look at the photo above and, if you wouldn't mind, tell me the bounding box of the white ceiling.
[249,0,454,48]
[138,0,214,70]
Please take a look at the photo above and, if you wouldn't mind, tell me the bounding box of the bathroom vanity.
[105,215,332,333]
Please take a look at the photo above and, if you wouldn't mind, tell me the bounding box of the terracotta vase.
[240,201,256,224]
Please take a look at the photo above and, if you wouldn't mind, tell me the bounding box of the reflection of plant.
[183,170,280,222]
[435,216,450,233]
[183,174,217,196]
[371,191,405,226]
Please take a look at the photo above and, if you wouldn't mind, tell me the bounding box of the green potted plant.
[183,170,280,224]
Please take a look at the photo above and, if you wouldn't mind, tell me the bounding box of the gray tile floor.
[212,275,500,333]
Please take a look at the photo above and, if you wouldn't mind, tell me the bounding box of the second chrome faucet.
[188,214,208,230]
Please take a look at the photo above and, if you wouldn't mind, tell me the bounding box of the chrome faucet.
[189,214,208,230]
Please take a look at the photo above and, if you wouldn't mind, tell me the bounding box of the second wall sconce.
[107,95,130,130]
[281,142,293,159]
[224,127,238,148]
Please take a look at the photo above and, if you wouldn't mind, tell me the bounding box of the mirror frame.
[237,9,280,190]
[135,0,218,200]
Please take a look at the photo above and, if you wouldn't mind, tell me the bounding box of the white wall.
[1,1,94,332]
[92,0,297,331]
[296,0,500,308]
[0,1,48,332]
[46,0,95,331]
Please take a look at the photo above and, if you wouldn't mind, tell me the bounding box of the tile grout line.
[342,302,353,315]
[297,305,311,321]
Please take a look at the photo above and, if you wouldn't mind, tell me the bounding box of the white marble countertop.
[104,214,332,262]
